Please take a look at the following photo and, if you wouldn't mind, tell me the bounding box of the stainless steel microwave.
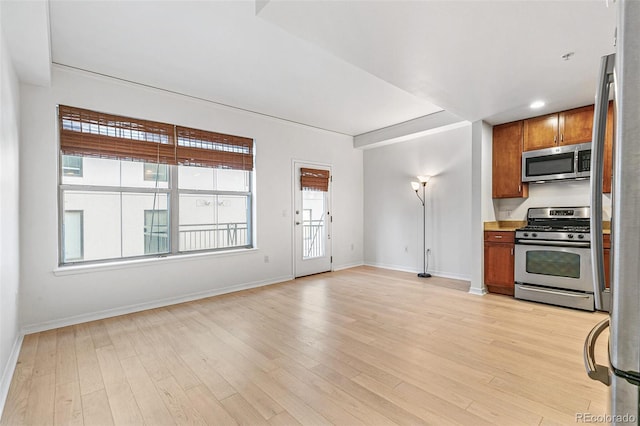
[522,142,591,182]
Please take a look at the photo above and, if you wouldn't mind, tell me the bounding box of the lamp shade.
[417,175,431,184]
[411,181,420,191]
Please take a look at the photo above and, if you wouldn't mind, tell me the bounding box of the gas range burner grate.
[519,225,553,231]
[559,226,590,232]
[518,225,591,233]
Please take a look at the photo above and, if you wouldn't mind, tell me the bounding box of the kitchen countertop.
[484,221,526,232]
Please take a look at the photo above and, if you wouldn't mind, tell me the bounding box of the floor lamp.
[411,176,431,278]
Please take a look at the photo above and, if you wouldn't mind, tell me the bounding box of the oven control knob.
[568,234,574,238]
[523,232,529,237]
[532,233,537,237]
[578,234,584,239]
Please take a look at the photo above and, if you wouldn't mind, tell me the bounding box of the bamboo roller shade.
[59,105,254,171]
[301,168,330,191]
[176,126,253,171]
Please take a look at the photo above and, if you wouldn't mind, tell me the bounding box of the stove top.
[516,206,591,243]
[518,225,590,233]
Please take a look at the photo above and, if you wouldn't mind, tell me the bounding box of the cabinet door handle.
[561,132,564,142]
[518,184,522,193]
[511,248,514,255]
[494,235,503,239]
[554,134,557,143]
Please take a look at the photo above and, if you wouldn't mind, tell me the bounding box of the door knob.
[295,222,301,225]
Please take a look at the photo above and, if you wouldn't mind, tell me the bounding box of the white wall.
[19,66,364,330]
[469,121,492,294]
[481,122,496,222]
[494,181,612,221]
[363,124,473,280]
[0,23,21,412]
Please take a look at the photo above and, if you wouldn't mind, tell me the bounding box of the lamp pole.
[412,177,431,278]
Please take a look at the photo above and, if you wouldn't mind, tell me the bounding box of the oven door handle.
[516,240,591,248]
[518,285,592,298]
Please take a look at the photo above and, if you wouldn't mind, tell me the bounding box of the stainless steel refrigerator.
[585,0,640,422]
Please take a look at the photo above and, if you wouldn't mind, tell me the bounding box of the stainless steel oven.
[514,207,595,311]
[515,241,593,292]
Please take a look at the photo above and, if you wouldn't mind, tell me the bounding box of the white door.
[294,162,331,277]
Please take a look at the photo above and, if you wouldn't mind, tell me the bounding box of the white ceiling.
[48,0,442,136]
[259,0,617,126]
[16,0,617,135]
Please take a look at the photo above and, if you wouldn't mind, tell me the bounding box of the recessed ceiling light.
[530,100,545,109]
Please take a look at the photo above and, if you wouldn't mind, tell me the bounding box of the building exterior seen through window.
[62,211,83,262]
[144,209,169,254]
[143,163,168,182]
[60,155,252,264]
[62,155,83,177]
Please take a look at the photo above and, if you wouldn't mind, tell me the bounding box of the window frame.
[57,105,255,267]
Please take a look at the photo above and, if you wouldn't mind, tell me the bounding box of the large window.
[58,105,254,265]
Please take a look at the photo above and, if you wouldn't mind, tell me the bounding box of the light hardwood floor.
[1,266,610,425]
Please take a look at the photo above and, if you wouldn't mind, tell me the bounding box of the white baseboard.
[364,262,419,274]
[468,287,488,296]
[0,333,24,420]
[21,275,293,335]
[364,262,471,282]
[332,261,364,272]
[428,269,471,282]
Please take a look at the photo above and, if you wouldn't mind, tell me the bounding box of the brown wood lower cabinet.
[484,231,515,296]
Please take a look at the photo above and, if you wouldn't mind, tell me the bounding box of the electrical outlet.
[264,255,269,263]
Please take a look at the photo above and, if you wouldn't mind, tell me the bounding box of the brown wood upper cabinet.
[493,121,528,199]
[523,105,594,151]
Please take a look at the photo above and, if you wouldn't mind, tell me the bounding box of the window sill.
[53,247,258,276]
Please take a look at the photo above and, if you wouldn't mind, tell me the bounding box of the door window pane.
[302,191,326,259]
[526,250,580,279]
